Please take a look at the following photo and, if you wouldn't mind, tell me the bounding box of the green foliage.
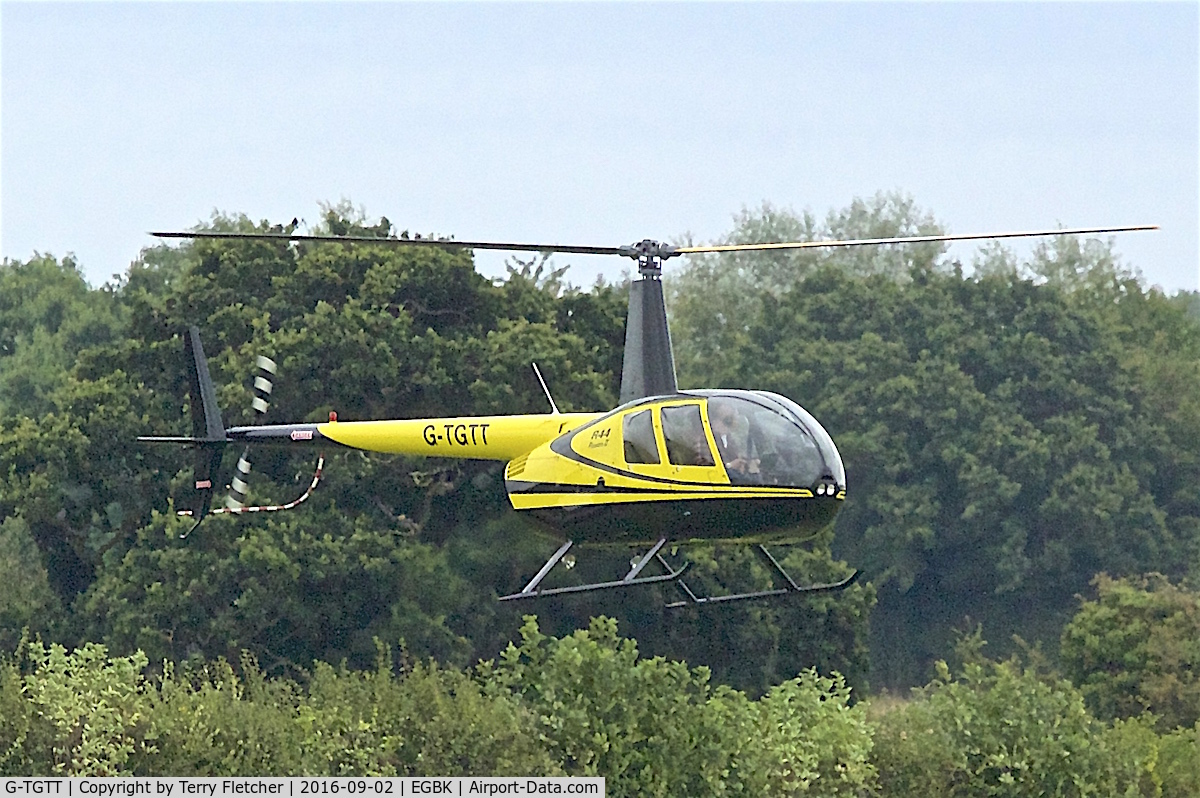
[1,206,649,681]
[483,616,874,797]
[4,643,557,777]
[482,616,729,791]
[298,655,560,776]
[667,192,947,379]
[1060,573,1200,731]
[721,671,876,797]
[668,204,1200,686]
[0,623,1194,795]
[871,641,1136,797]
[1100,715,1169,798]
[0,255,124,416]
[19,641,155,775]
[82,509,477,672]
[145,651,557,776]
[0,518,60,649]
[145,655,307,775]
[1154,722,1200,797]
[0,652,57,775]
[5,194,1198,723]
[632,538,875,696]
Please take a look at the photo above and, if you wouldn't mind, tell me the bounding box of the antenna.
[531,363,560,415]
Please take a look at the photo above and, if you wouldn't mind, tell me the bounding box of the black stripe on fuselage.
[505,479,807,496]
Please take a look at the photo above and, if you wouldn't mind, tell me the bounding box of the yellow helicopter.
[141,224,1156,605]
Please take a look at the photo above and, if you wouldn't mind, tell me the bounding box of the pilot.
[710,400,758,479]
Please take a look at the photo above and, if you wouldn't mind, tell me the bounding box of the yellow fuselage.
[314,413,600,461]
[234,391,846,547]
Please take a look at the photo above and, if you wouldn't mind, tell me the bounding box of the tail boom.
[222,413,599,462]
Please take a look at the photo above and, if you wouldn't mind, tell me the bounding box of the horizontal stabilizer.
[137,435,220,445]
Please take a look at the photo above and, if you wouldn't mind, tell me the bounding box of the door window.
[660,404,715,467]
[622,409,660,465]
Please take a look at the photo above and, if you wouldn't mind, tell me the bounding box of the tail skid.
[175,455,325,536]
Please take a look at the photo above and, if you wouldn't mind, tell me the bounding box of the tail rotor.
[225,355,277,510]
[200,351,323,522]
[140,329,325,537]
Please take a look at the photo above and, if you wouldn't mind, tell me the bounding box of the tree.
[0,254,125,418]
[666,191,947,382]
[0,518,60,649]
[483,616,875,797]
[66,207,633,675]
[871,634,1141,797]
[82,509,480,673]
[667,201,1200,687]
[1060,573,1200,731]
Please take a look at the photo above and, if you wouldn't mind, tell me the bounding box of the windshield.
[704,392,844,488]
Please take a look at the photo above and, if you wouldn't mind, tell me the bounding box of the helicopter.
[141,223,1157,606]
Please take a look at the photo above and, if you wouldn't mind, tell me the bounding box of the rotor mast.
[617,240,681,404]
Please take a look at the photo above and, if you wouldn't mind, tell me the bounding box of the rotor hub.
[617,239,679,277]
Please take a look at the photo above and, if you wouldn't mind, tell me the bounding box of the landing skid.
[664,545,860,608]
[498,538,689,601]
[498,539,858,606]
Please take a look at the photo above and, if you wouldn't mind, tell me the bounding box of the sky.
[2,2,1197,292]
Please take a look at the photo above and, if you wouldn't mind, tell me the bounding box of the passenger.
[662,404,715,466]
[667,427,715,466]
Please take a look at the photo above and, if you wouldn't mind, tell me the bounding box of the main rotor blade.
[150,231,626,257]
[151,223,1158,262]
[675,224,1160,254]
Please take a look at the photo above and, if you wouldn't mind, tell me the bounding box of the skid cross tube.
[665,545,860,608]
[499,538,689,601]
[624,538,668,581]
[516,540,575,596]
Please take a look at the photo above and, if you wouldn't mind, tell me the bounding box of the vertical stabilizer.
[184,326,226,441]
[183,326,227,526]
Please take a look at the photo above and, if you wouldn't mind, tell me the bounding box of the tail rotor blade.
[223,353,276,510]
[226,448,253,509]
[251,355,277,414]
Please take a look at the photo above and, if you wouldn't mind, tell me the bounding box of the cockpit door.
[653,402,728,484]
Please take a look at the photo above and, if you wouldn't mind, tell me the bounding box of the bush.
[141,655,307,776]
[0,518,60,651]
[871,646,1134,797]
[298,653,560,776]
[144,649,558,777]
[719,671,875,797]
[1060,573,1200,731]
[1156,722,1200,797]
[485,615,874,797]
[0,657,55,775]
[19,642,155,775]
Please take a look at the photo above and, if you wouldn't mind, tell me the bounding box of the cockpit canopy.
[619,390,845,490]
